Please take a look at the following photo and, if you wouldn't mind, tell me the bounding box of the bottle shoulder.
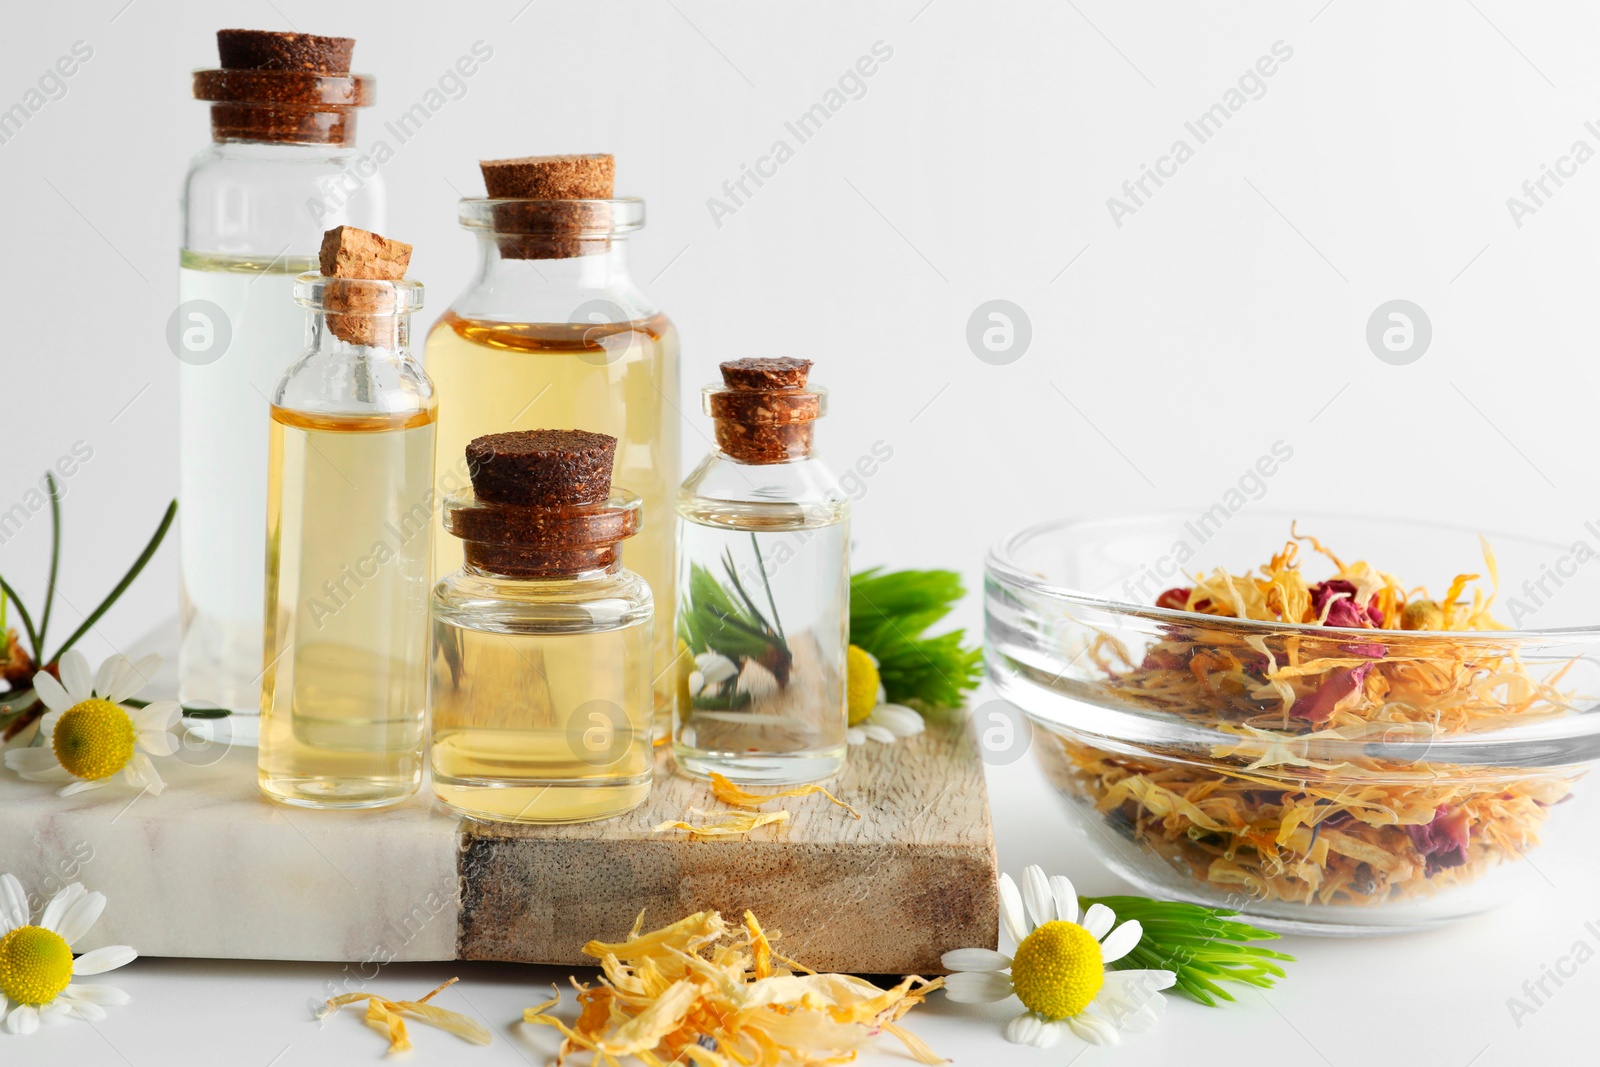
[432,568,654,634]
[679,452,850,511]
[273,345,434,416]
[183,142,385,256]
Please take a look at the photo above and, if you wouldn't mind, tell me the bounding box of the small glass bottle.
[180,29,383,725]
[258,231,433,809]
[430,429,654,823]
[426,154,679,734]
[673,358,849,784]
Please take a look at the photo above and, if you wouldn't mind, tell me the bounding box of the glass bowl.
[985,511,1600,935]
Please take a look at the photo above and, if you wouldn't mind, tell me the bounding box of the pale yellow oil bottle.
[425,313,679,724]
[259,407,436,808]
[429,612,653,822]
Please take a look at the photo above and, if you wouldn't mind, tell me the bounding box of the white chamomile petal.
[107,654,161,703]
[133,753,165,796]
[73,945,136,976]
[1048,874,1079,925]
[62,983,130,1006]
[52,890,106,944]
[845,728,867,746]
[40,1000,72,1021]
[942,970,1014,1004]
[5,1003,40,1035]
[39,883,87,934]
[61,999,106,1022]
[93,655,129,701]
[58,778,108,798]
[1102,968,1176,994]
[871,704,924,735]
[0,874,29,933]
[998,873,1028,944]
[57,651,93,705]
[1080,902,1115,940]
[1004,1013,1063,1048]
[131,701,180,734]
[1021,865,1056,928]
[31,670,73,713]
[940,947,1011,972]
[1067,1010,1121,1046]
[39,709,63,741]
[138,727,179,758]
[862,723,896,744]
[5,747,72,781]
[1098,919,1143,964]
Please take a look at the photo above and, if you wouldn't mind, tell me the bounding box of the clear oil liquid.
[424,314,679,727]
[430,591,653,822]
[258,407,436,808]
[673,497,849,783]
[178,251,320,720]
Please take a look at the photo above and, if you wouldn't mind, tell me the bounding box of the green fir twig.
[1081,895,1294,1006]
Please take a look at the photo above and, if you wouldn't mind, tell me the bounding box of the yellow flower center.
[846,645,880,726]
[0,925,74,1006]
[52,698,137,780]
[1009,920,1105,1021]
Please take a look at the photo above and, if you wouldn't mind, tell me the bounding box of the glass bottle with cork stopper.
[430,429,654,823]
[258,226,434,809]
[425,153,679,738]
[180,29,384,728]
[673,358,850,784]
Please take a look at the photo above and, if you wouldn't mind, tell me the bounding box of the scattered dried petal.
[708,771,862,819]
[652,810,791,837]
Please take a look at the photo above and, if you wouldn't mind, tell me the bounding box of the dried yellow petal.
[651,809,790,836]
[320,978,490,1054]
[709,771,861,819]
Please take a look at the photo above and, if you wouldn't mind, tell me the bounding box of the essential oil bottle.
[673,358,849,784]
[425,154,679,733]
[180,29,383,724]
[429,429,654,823]
[258,228,433,809]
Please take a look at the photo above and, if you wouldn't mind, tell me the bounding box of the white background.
[4,1,1600,1064]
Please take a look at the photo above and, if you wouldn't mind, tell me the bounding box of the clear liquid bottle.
[258,234,433,809]
[673,359,849,784]
[425,154,679,735]
[430,429,654,823]
[179,30,383,726]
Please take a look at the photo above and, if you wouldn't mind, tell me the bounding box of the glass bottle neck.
[306,307,413,355]
[472,233,635,289]
[461,559,624,582]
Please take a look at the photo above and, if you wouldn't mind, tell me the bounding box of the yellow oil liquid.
[429,619,653,821]
[424,313,679,725]
[259,407,437,808]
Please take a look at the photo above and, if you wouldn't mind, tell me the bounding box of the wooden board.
[459,720,998,974]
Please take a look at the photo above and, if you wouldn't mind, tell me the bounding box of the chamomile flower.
[0,873,135,1035]
[941,865,1175,1047]
[845,645,924,746]
[3,650,179,797]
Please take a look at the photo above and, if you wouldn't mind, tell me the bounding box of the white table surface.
[5,681,1595,1067]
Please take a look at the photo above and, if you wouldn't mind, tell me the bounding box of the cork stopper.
[478,153,616,260]
[216,29,354,73]
[318,226,414,347]
[193,29,373,145]
[705,358,824,464]
[446,430,639,577]
[465,430,616,507]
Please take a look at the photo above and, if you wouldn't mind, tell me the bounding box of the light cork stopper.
[319,226,412,346]
[478,153,615,260]
[480,154,615,200]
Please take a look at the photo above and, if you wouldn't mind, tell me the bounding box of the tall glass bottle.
[430,429,654,823]
[258,260,433,809]
[179,30,383,726]
[673,358,849,784]
[426,156,678,732]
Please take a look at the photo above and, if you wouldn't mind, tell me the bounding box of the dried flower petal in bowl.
[986,512,1600,935]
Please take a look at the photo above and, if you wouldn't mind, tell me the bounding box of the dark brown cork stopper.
[319,226,412,346]
[217,29,354,73]
[194,29,373,146]
[479,154,615,261]
[708,359,823,464]
[450,430,637,577]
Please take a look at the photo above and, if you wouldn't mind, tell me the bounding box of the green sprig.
[1081,895,1293,1006]
[849,568,982,713]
